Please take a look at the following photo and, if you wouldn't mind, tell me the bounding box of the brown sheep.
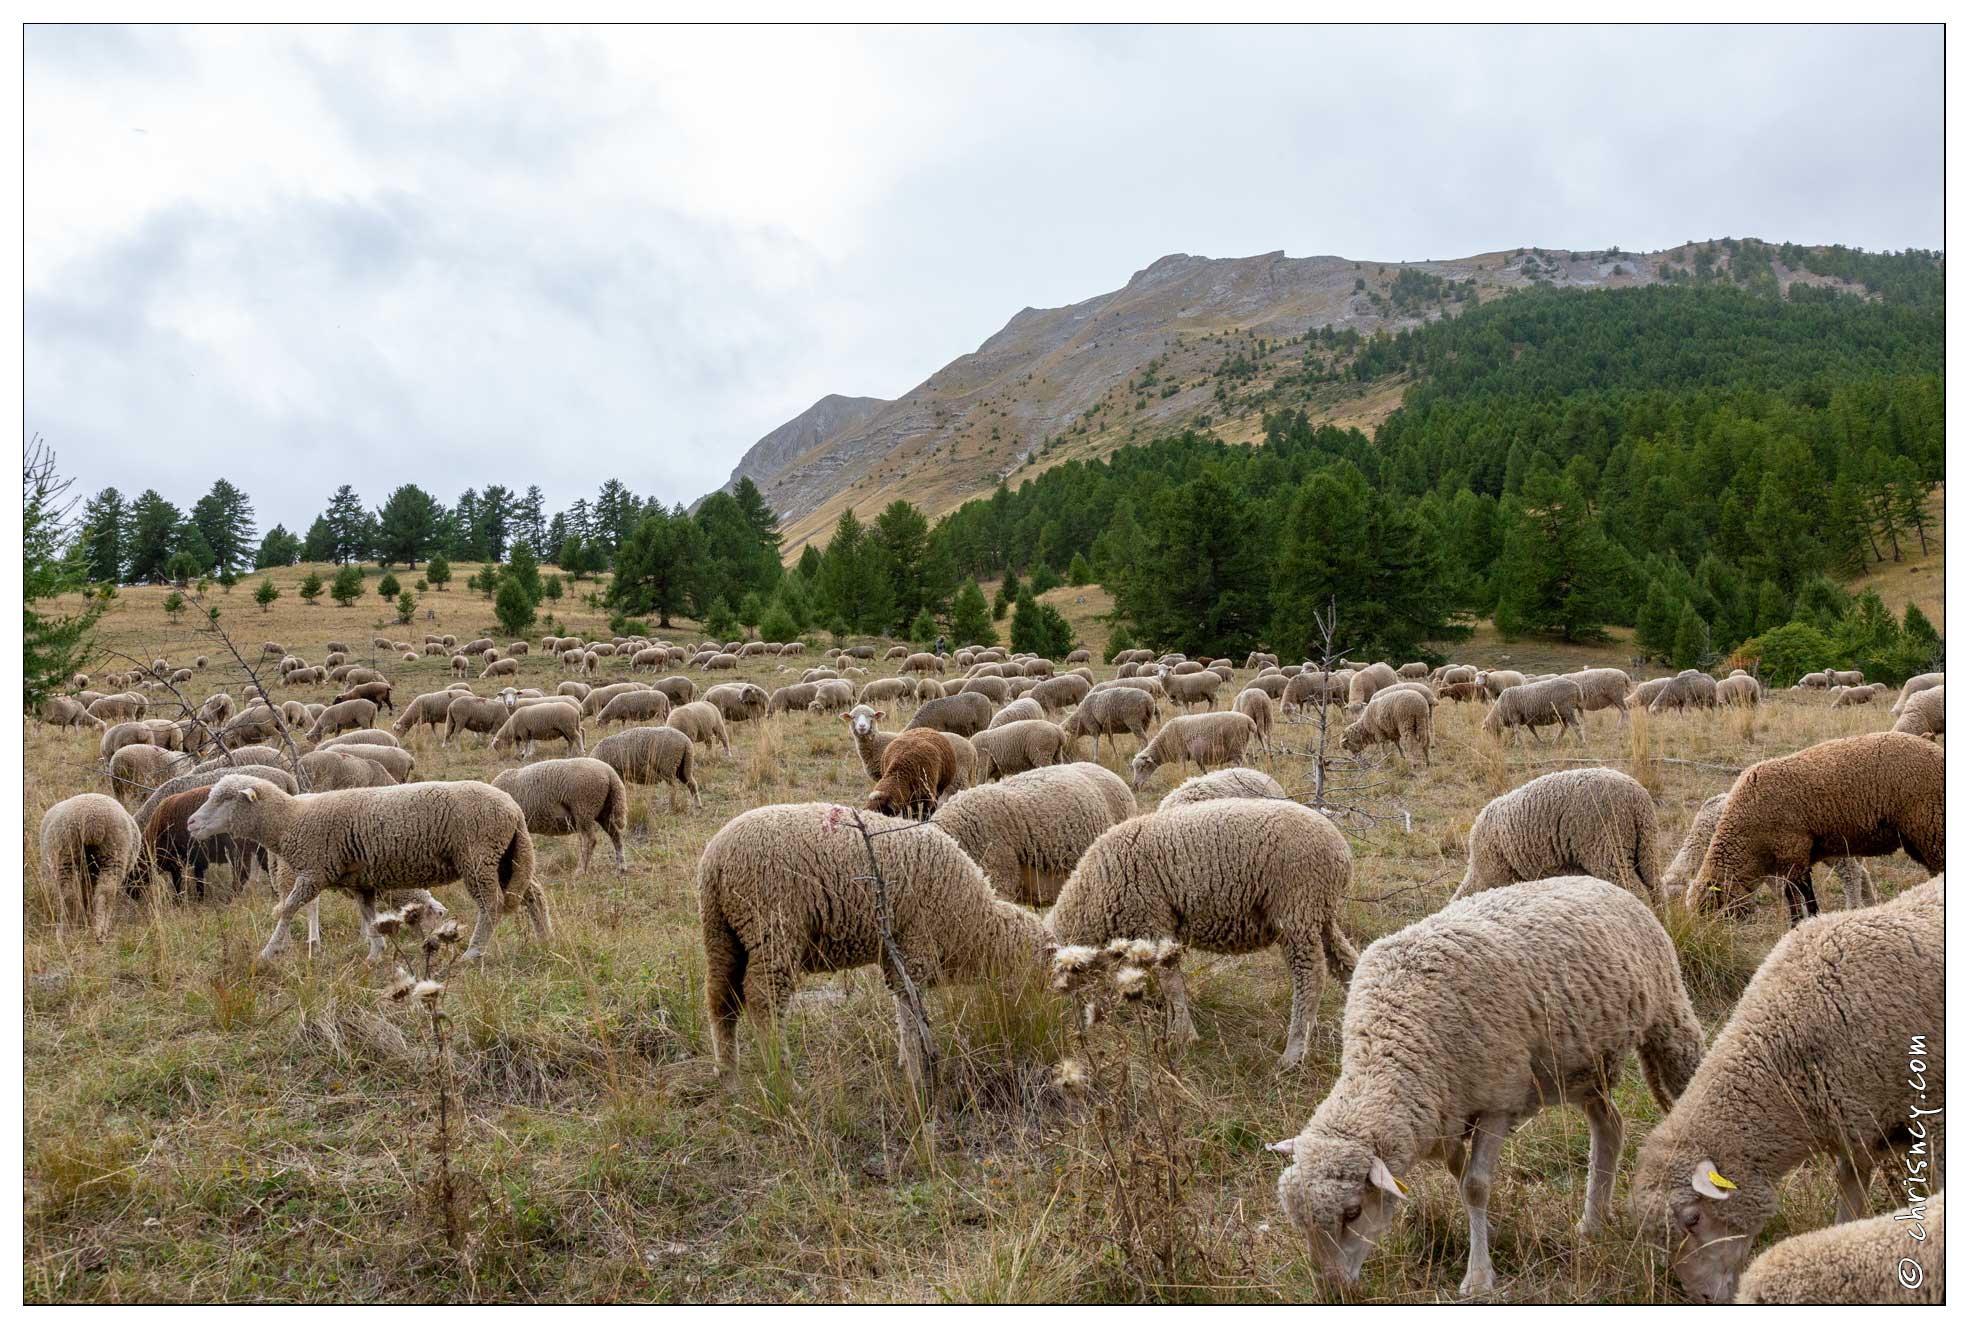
[333,680,395,713]
[866,729,961,818]
[143,787,268,898]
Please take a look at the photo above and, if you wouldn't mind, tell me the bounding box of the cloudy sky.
[27,23,1943,535]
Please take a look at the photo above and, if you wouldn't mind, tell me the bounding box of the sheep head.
[1631,1154,1770,1304]
[187,775,273,842]
[1270,1131,1407,1285]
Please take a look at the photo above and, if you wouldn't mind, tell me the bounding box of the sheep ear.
[1691,1160,1737,1200]
[1266,1138,1298,1156]
[1368,1156,1409,1199]
[242,785,257,802]
[874,710,885,720]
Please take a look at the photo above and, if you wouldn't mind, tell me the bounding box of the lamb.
[865,728,962,817]
[304,698,379,743]
[596,688,673,730]
[1453,768,1659,901]
[907,691,994,738]
[1273,875,1705,1296]
[1565,667,1634,719]
[1662,792,1870,909]
[1893,683,1945,737]
[933,764,1134,905]
[1735,1193,1943,1305]
[1156,766,1285,809]
[1891,672,1944,715]
[1231,687,1275,754]
[1481,676,1586,745]
[143,787,267,898]
[591,725,703,811]
[968,717,1070,780]
[1340,687,1433,766]
[188,774,552,963]
[697,802,1057,1088]
[1689,732,1942,924]
[442,692,520,748]
[1163,669,1222,712]
[490,700,586,759]
[703,682,770,724]
[1127,711,1258,789]
[1029,673,1092,714]
[985,696,1046,729]
[39,793,142,939]
[667,700,733,757]
[1051,798,1357,1067]
[295,748,396,791]
[1649,670,1718,713]
[491,757,628,872]
[1060,687,1157,762]
[1631,880,1943,1304]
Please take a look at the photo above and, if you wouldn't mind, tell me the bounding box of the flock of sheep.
[30,629,1946,1305]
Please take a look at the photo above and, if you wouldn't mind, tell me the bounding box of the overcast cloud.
[26,23,1943,535]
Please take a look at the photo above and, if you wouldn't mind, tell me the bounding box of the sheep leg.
[1578,1091,1622,1236]
[261,870,327,961]
[1159,961,1197,1052]
[1458,1112,1513,1296]
[522,880,553,941]
[354,893,387,962]
[576,824,594,873]
[1277,940,1327,1070]
[1831,857,1875,908]
[1780,868,1819,927]
[1833,1153,1873,1223]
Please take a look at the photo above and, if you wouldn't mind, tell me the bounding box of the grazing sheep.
[1060,687,1157,762]
[1232,687,1274,754]
[99,720,167,760]
[1453,769,1659,901]
[38,696,102,732]
[143,787,267,898]
[1689,732,1943,924]
[667,700,733,757]
[490,700,586,759]
[580,681,649,718]
[1893,683,1945,737]
[908,691,994,738]
[1051,799,1357,1067]
[596,688,673,730]
[443,694,514,747]
[1163,669,1222,712]
[479,657,520,680]
[107,744,194,806]
[1650,670,1719,713]
[767,682,821,716]
[87,693,147,724]
[1274,875,1704,1296]
[701,652,739,672]
[1565,667,1634,719]
[295,748,396,791]
[1632,880,1943,1304]
[39,793,142,939]
[1891,672,1944,715]
[1482,677,1586,745]
[319,728,398,750]
[933,764,1134,905]
[807,680,856,713]
[491,757,627,872]
[969,717,1070,780]
[1715,674,1761,707]
[1029,673,1092,715]
[591,725,702,811]
[188,774,551,963]
[1396,661,1428,680]
[1284,669,1351,714]
[395,689,462,739]
[317,742,415,784]
[1662,792,1870,910]
[1128,711,1258,789]
[1828,668,1865,688]
[985,696,1046,729]
[959,675,1011,704]
[135,765,298,830]
[900,651,946,675]
[1477,669,1526,700]
[333,680,395,713]
[1345,662,1400,708]
[304,698,379,743]
[1735,1193,1944,1305]
[1626,676,1673,710]
[857,677,915,707]
[1340,688,1433,766]
[866,729,961,817]
[1830,681,1890,707]
[703,682,770,724]
[1244,672,1289,699]
[697,802,1057,1088]
[1156,766,1286,809]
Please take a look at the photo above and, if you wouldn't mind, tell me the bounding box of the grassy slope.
[23,562,1936,1303]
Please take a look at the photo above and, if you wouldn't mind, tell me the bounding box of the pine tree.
[78,487,127,584]
[1066,551,1094,585]
[22,440,102,708]
[948,581,995,647]
[395,590,417,624]
[324,485,371,564]
[426,553,451,588]
[188,479,255,573]
[992,570,1022,620]
[299,569,325,603]
[302,515,339,563]
[255,524,300,569]
[162,590,186,622]
[506,542,542,602]
[494,576,536,636]
[1010,592,1075,658]
[608,505,705,628]
[758,600,800,645]
[255,578,280,612]
[1669,602,1709,670]
[1492,471,1615,642]
[377,572,401,599]
[329,564,364,606]
[701,597,739,643]
[374,483,443,567]
[124,489,184,584]
[514,484,547,556]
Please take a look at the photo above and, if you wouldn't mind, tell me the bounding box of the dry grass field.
[22,563,1937,1303]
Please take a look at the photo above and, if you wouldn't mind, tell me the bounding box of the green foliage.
[1103,623,1136,664]
[608,613,651,637]
[1669,603,1710,670]
[1010,592,1075,658]
[737,590,767,630]
[161,590,187,622]
[395,590,416,624]
[992,570,1022,620]
[909,609,939,645]
[701,597,740,643]
[298,569,324,603]
[493,576,536,636]
[23,441,102,709]
[1028,562,1062,596]
[376,572,401,599]
[609,505,704,628]
[1066,551,1094,585]
[416,578,428,593]
[813,510,896,634]
[758,600,800,645]
[544,574,563,601]
[506,542,543,603]
[375,483,443,567]
[948,581,996,647]
[329,564,364,607]
[1740,622,1839,686]
[166,550,201,586]
[425,553,452,588]
[254,578,279,612]
[1493,472,1617,644]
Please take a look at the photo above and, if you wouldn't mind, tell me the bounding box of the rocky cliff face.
[710,245,1701,553]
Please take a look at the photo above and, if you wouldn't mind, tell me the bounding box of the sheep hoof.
[1274,1050,1305,1072]
[1459,1267,1496,1297]
[1575,1216,1602,1239]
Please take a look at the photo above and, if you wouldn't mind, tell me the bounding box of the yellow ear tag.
[1393,1177,1409,1195]
[1707,1170,1736,1191]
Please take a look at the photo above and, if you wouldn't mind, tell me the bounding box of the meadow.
[22,563,1935,1303]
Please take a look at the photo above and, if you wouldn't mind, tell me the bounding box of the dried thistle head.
[1112,966,1149,1000]
[1117,938,1159,966]
[371,910,405,937]
[398,900,428,928]
[1152,938,1185,968]
[410,979,446,1008]
[426,918,462,948]
[1050,945,1105,989]
[1051,1058,1088,1092]
[388,968,418,1000]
